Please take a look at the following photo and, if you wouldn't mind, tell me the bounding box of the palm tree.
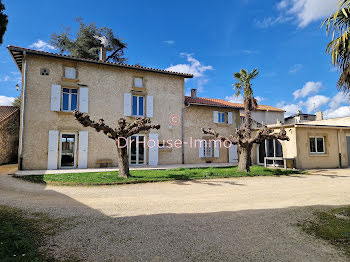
[233,68,259,172]
[202,68,289,172]
[323,0,350,93]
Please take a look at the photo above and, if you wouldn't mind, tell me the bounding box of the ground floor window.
[203,140,213,158]
[310,137,325,154]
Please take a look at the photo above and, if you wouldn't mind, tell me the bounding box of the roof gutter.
[18,51,27,170]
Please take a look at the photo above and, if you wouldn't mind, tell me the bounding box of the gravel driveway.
[1,165,350,261]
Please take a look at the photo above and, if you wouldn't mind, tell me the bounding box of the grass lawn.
[17,166,302,186]
[300,206,350,257]
[0,205,70,262]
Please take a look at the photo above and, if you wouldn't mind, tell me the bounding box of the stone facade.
[184,105,240,164]
[0,109,19,164]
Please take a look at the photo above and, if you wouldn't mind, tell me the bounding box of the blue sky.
[0,0,348,118]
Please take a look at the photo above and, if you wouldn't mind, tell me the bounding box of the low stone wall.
[0,110,19,164]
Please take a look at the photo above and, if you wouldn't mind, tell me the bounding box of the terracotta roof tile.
[185,96,285,112]
[8,45,193,78]
[0,106,19,123]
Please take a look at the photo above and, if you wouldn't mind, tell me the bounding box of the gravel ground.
[1,165,349,261]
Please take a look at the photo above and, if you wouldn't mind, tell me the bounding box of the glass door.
[60,133,76,168]
[129,135,145,165]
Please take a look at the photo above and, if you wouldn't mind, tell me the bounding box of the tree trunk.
[238,145,251,172]
[237,97,253,172]
[116,142,130,178]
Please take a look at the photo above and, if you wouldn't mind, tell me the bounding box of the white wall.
[240,110,284,125]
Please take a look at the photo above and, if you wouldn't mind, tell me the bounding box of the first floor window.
[65,67,76,79]
[62,88,78,111]
[218,112,226,123]
[203,140,213,157]
[310,137,325,153]
[134,77,143,88]
[132,95,144,116]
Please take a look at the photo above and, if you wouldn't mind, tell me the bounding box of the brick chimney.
[316,111,323,121]
[99,46,106,61]
[191,89,197,99]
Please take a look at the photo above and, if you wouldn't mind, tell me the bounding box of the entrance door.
[60,133,77,168]
[129,135,145,165]
[347,136,350,167]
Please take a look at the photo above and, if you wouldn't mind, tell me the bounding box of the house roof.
[7,45,194,78]
[0,106,19,123]
[185,96,285,112]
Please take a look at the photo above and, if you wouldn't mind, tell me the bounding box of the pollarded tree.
[74,111,160,177]
[51,18,127,63]
[203,68,289,172]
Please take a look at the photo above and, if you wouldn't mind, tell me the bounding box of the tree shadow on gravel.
[0,172,348,262]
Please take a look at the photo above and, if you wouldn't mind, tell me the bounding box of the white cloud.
[166,53,213,78]
[255,16,293,28]
[225,94,243,103]
[324,106,350,118]
[293,81,322,99]
[0,96,15,106]
[329,92,348,109]
[166,53,213,93]
[0,76,10,82]
[225,95,264,104]
[285,0,338,28]
[164,40,175,44]
[29,40,55,51]
[303,95,330,113]
[289,64,303,73]
[276,101,302,117]
[257,0,338,28]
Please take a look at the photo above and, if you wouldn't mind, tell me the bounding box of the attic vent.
[40,68,50,76]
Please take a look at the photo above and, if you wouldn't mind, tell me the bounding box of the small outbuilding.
[0,106,20,165]
[252,116,350,169]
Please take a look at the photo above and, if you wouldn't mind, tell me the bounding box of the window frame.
[132,95,145,117]
[309,136,325,154]
[217,112,226,123]
[61,87,78,112]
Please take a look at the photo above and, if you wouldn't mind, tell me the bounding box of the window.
[132,95,144,116]
[134,77,143,88]
[62,88,78,111]
[218,112,226,123]
[203,140,213,157]
[65,67,76,79]
[310,137,325,153]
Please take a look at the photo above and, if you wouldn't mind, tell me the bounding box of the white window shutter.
[229,144,238,163]
[214,140,220,158]
[198,140,204,158]
[146,95,154,118]
[228,112,233,124]
[148,133,158,165]
[65,67,76,79]
[213,111,219,123]
[51,84,61,111]
[124,93,132,116]
[47,130,59,169]
[78,131,88,168]
[79,88,88,113]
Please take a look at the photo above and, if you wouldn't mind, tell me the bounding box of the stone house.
[0,106,20,164]
[8,45,284,170]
